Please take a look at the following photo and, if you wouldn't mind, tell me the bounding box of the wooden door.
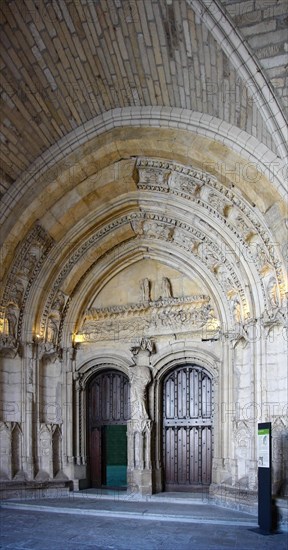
[163,365,212,491]
[88,370,130,488]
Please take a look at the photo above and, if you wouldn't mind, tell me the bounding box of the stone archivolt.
[38,209,247,344]
[1,158,286,350]
[135,157,286,310]
[0,224,54,344]
[131,212,249,319]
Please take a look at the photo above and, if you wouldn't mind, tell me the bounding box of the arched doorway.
[88,370,130,488]
[163,365,212,491]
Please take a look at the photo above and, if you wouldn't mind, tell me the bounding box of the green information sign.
[258,422,272,534]
[258,427,270,468]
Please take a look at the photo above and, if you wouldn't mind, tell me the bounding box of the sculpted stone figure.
[231,294,242,324]
[46,317,59,347]
[160,277,172,299]
[140,278,150,302]
[9,281,25,308]
[266,276,280,309]
[51,291,66,313]
[129,365,151,420]
[6,306,18,339]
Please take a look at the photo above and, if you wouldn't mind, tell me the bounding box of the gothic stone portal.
[163,365,212,491]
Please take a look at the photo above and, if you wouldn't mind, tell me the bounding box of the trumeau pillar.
[127,339,154,495]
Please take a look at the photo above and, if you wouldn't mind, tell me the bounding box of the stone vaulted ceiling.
[0,0,287,194]
[0,0,287,348]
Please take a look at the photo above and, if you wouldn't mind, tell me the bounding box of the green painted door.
[88,371,130,488]
[103,425,127,487]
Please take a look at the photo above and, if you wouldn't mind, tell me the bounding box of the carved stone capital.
[0,334,19,358]
[131,338,155,360]
[261,307,287,336]
[36,340,62,363]
[222,328,249,349]
[128,419,152,434]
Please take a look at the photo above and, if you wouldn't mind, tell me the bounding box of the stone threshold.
[0,499,258,528]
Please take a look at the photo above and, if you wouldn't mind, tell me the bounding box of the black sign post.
[258,422,272,534]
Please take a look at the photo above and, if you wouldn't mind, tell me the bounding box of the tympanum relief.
[75,277,219,343]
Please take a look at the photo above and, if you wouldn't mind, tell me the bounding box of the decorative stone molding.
[1,110,285,237]
[224,330,249,350]
[223,316,260,347]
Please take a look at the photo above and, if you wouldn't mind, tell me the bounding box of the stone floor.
[0,491,287,549]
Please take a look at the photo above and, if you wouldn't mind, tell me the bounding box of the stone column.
[73,372,83,466]
[23,342,36,479]
[63,347,75,479]
[127,339,154,495]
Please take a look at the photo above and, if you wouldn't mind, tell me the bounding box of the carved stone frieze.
[38,153,285,339]
[207,191,232,217]
[136,159,171,191]
[76,293,214,342]
[169,171,201,196]
[131,217,174,241]
[135,157,214,190]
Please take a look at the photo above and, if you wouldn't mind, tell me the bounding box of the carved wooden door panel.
[88,370,130,488]
[163,365,212,491]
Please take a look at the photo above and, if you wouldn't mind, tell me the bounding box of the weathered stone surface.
[0,1,287,505]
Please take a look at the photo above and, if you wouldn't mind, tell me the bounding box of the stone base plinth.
[0,480,73,500]
[209,483,257,514]
[127,468,152,496]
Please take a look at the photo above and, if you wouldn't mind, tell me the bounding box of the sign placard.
[258,422,272,534]
[258,427,270,468]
